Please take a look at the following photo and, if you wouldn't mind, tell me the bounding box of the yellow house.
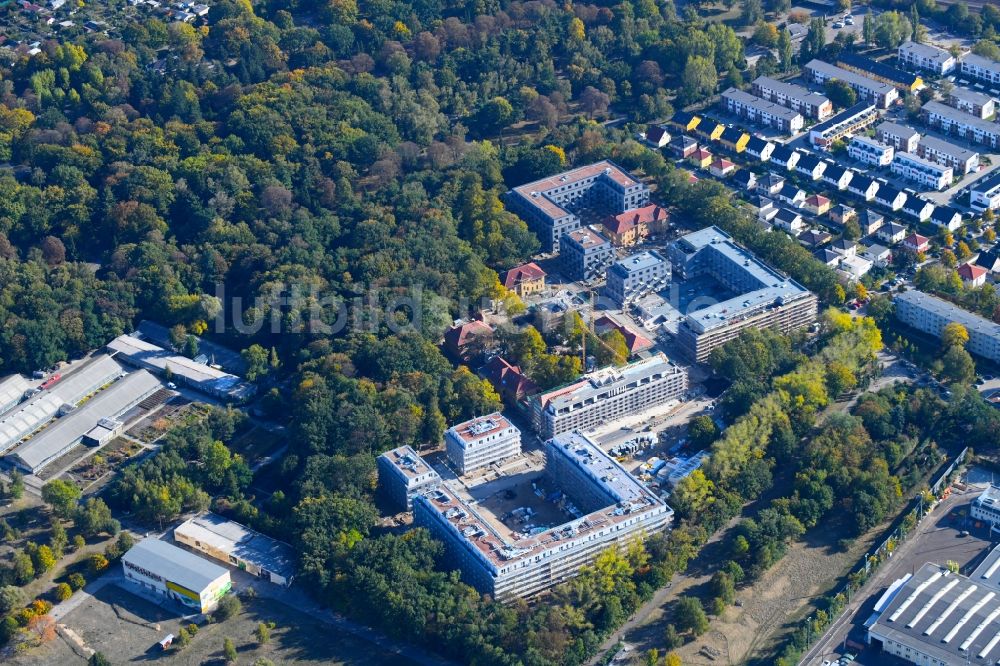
[719,126,750,153]
[698,119,725,142]
[670,111,701,133]
[689,148,713,169]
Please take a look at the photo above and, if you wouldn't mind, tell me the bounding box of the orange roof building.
[502,262,546,298]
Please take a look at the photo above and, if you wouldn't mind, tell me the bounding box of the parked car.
[833,21,844,28]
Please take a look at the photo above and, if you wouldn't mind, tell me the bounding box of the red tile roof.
[805,194,830,207]
[710,158,735,170]
[904,233,929,248]
[958,263,987,281]
[502,262,546,289]
[602,204,669,235]
[594,316,655,355]
[484,356,538,401]
[692,148,712,160]
[443,320,493,355]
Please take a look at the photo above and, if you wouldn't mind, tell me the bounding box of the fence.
[788,446,970,665]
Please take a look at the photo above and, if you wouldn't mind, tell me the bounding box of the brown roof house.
[601,204,669,248]
[444,320,494,363]
[503,262,546,298]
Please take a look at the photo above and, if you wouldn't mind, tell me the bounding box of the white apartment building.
[751,76,833,119]
[971,171,1000,212]
[668,226,817,362]
[895,290,1000,362]
[947,86,996,119]
[890,152,953,190]
[413,432,673,600]
[922,100,1000,149]
[721,88,804,133]
[445,413,521,475]
[961,52,1000,85]
[530,354,688,438]
[916,135,979,175]
[848,136,895,166]
[897,41,956,75]
[378,445,442,511]
[804,60,899,108]
[876,121,920,153]
[606,250,670,306]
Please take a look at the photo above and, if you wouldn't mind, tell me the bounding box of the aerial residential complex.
[720,88,804,133]
[895,290,1000,362]
[504,161,650,252]
[890,152,953,191]
[606,250,670,306]
[530,353,688,438]
[922,100,1000,149]
[916,135,979,175]
[876,121,920,153]
[412,432,673,599]
[946,86,996,119]
[897,40,956,75]
[848,135,894,167]
[960,52,1000,85]
[444,413,522,475]
[561,227,614,281]
[378,445,443,511]
[809,103,880,149]
[866,548,1000,665]
[751,76,833,119]
[804,60,899,108]
[668,227,818,362]
[971,171,1000,212]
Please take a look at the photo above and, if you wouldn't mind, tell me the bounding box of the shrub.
[67,573,86,591]
[53,583,72,602]
[88,554,109,575]
[214,594,241,622]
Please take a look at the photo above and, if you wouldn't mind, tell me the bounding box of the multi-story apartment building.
[413,432,673,600]
[445,413,522,476]
[848,135,895,166]
[561,227,614,282]
[971,171,1000,212]
[897,40,957,75]
[808,102,880,148]
[805,60,900,108]
[836,53,924,92]
[916,135,979,175]
[960,52,1000,85]
[751,76,833,119]
[378,445,442,511]
[946,86,996,119]
[876,121,920,153]
[721,88,804,133]
[668,227,818,362]
[922,100,1000,149]
[606,250,670,306]
[895,290,1000,362]
[504,161,650,252]
[530,354,688,438]
[890,152,953,190]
